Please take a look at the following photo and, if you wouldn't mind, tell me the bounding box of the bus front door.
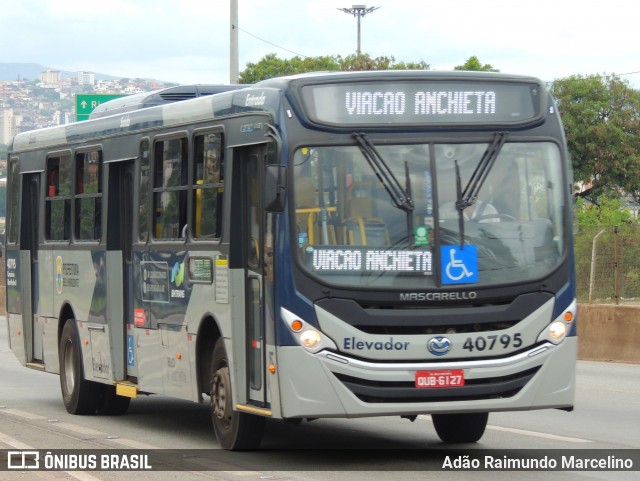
[240,144,274,407]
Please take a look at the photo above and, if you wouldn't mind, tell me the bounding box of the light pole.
[230,0,239,84]
[338,5,379,55]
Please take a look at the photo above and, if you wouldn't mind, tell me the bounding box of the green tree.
[454,56,499,72]
[239,53,430,83]
[337,53,429,71]
[575,195,633,226]
[240,53,339,83]
[550,74,640,204]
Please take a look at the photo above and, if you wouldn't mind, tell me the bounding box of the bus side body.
[4,94,279,415]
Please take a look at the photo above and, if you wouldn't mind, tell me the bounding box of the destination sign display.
[306,247,433,274]
[300,80,542,126]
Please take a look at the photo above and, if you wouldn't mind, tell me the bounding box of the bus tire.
[432,412,488,444]
[59,320,101,415]
[97,385,131,415]
[210,338,265,450]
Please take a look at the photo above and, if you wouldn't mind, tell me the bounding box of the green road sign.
[75,94,126,121]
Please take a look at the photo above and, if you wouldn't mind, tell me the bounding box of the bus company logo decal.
[343,337,410,351]
[56,256,63,294]
[399,291,477,301]
[245,92,266,106]
[427,336,452,356]
[120,114,131,128]
[171,262,185,287]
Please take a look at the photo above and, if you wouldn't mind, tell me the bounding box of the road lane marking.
[487,425,593,443]
[1,408,47,420]
[53,422,105,437]
[1,407,165,450]
[0,429,103,481]
[0,430,33,449]
[106,437,158,449]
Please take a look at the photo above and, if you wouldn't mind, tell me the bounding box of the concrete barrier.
[578,304,640,364]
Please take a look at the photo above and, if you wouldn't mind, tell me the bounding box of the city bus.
[4,71,576,450]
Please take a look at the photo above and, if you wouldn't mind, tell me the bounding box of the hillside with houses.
[0,63,173,145]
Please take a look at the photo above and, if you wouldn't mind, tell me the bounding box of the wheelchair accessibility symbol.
[127,334,136,366]
[441,245,478,284]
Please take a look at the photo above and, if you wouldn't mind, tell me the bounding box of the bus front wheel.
[210,338,265,450]
[59,320,102,415]
[432,412,489,444]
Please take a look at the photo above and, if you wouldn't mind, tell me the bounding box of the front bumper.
[276,337,576,418]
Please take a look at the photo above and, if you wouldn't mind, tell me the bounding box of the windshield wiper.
[353,133,415,213]
[353,132,415,244]
[454,132,508,247]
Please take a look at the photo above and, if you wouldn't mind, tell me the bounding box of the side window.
[46,153,72,241]
[139,139,150,242]
[75,150,103,240]
[153,137,187,239]
[7,157,20,243]
[193,132,224,239]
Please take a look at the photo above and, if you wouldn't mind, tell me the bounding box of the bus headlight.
[548,321,567,342]
[281,307,337,353]
[300,329,322,348]
[537,299,576,345]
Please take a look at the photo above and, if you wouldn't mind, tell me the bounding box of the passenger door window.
[193,132,224,239]
[46,153,72,241]
[153,137,188,239]
[75,150,103,241]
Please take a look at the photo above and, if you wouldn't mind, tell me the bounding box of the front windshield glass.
[292,141,565,288]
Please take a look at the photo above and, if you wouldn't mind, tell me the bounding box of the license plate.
[415,369,465,388]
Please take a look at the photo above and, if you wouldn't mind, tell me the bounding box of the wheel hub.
[212,367,231,423]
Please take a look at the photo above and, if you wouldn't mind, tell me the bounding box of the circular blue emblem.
[427,336,452,356]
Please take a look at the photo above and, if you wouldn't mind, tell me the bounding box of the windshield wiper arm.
[353,133,415,213]
[456,132,507,212]
[454,132,508,247]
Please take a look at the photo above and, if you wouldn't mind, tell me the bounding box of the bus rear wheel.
[59,320,102,415]
[432,412,489,444]
[210,338,265,450]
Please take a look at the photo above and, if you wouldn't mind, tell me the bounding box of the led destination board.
[300,80,542,126]
[307,247,433,274]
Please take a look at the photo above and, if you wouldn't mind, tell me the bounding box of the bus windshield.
[293,141,565,288]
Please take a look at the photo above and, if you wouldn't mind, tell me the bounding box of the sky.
[2,0,639,87]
